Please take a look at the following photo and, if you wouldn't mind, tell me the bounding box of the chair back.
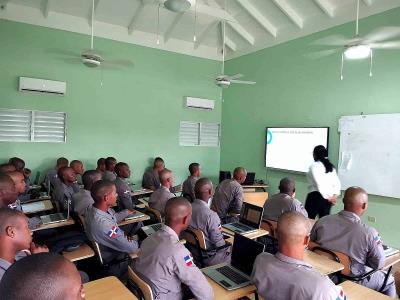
[128,266,154,300]
[78,215,104,265]
[261,219,277,237]
[310,243,351,275]
[243,192,268,207]
[146,207,163,223]
[183,228,207,250]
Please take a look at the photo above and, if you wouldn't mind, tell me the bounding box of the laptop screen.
[242,172,255,185]
[240,203,263,228]
[231,233,265,276]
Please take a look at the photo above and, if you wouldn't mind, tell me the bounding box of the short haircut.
[279,177,295,194]
[57,166,70,183]
[277,211,310,245]
[159,168,172,183]
[0,253,78,300]
[82,170,101,190]
[56,157,68,167]
[105,157,117,168]
[233,167,247,179]
[188,163,200,175]
[97,158,105,167]
[165,197,191,225]
[8,157,25,171]
[70,160,82,168]
[153,157,164,167]
[194,177,212,199]
[91,180,115,204]
[0,164,16,173]
[0,207,25,232]
[115,162,128,176]
[0,173,15,192]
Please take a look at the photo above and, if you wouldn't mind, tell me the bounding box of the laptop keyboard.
[231,223,253,231]
[216,266,248,285]
[151,224,162,231]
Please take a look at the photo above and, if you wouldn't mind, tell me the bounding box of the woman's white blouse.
[307,161,341,199]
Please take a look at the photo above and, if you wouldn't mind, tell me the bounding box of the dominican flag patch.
[184,254,193,267]
[373,235,382,246]
[107,226,119,239]
[336,287,346,300]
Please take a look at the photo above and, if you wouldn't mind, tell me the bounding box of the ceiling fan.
[51,0,134,69]
[309,0,400,79]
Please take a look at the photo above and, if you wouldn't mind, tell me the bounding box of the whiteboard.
[338,113,400,198]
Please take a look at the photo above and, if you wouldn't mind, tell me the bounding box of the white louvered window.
[0,108,66,143]
[179,121,220,147]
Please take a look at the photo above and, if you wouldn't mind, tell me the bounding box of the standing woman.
[305,145,341,219]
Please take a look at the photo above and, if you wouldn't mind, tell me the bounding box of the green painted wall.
[222,8,400,246]
[0,20,221,185]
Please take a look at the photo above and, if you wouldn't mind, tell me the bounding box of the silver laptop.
[203,233,265,290]
[125,211,146,220]
[222,203,263,234]
[40,212,68,225]
[141,223,163,237]
[383,245,399,257]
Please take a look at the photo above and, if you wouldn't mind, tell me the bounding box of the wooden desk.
[137,198,149,208]
[243,192,268,207]
[202,265,256,300]
[242,184,268,192]
[32,218,75,232]
[20,196,51,204]
[304,249,344,275]
[339,280,392,300]
[384,252,400,270]
[63,243,95,262]
[223,228,269,244]
[118,213,150,227]
[131,189,153,197]
[22,200,53,214]
[83,276,138,300]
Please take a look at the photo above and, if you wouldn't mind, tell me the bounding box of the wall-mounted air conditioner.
[185,97,215,110]
[19,77,66,96]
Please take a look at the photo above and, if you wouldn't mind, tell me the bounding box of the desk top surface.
[384,252,400,269]
[83,276,137,300]
[118,213,150,227]
[202,265,256,300]
[304,249,344,275]
[32,218,75,232]
[22,199,53,214]
[339,281,392,300]
[63,243,95,262]
[223,228,268,244]
[131,189,153,196]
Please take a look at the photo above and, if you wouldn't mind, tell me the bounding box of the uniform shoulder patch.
[107,226,119,239]
[184,254,194,267]
[336,287,346,300]
[373,235,382,246]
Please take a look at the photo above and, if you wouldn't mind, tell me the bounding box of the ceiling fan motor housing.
[163,0,194,12]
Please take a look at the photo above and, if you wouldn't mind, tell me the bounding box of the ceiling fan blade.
[304,48,341,59]
[226,74,243,80]
[311,35,357,46]
[363,27,400,43]
[370,41,400,49]
[230,80,256,85]
[103,59,135,68]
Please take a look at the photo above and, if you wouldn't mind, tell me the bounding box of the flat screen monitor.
[265,127,329,173]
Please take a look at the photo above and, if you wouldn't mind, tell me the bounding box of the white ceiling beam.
[164,12,184,43]
[87,0,100,26]
[236,0,278,37]
[127,2,145,35]
[192,4,235,23]
[225,36,237,52]
[194,20,219,49]
[41,0,50,18]
[363,0,374,6]
[206,0,254,45]
[313,0,335,18]
[271,0,304,29]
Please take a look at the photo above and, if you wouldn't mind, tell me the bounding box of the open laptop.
[141,223,163,237]
[125,211,146,220]
[203,233,265,290]
[383,245,399,257]
[241,172,255,185]
[40,199,70,225]
[222,203,263,234]
[258,235,279,255]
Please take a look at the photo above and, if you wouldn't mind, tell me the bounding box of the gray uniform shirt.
[44,168,59,188]
[148,186,175,215]
[115,177,133,210]
[310,210,385,276]
[0,258,12,283]
[72,189,94,216]
[251,252,345,300]
[103,170,117,182]
[263,193,308,221]
[211,179,244,222]
[134,225,213,300]
[181,176,198,201]
[53,182,80,211]
[142,168,160,190]
[85,206,138,262]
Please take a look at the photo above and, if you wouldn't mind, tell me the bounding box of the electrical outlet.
[368,216,376,223]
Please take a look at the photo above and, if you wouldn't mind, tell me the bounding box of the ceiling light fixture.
[344,44,371,60]
[164,0,193,13]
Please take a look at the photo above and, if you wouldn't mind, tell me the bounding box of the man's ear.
[362,203,367,210]
[6,225,16,238]
[304,235,310,248]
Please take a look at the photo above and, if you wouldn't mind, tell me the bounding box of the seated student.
[142,157,165,191]
[0,252,85,300]
[148,169,175,216]
[263,177,308,221]
[72,170,101,216]
[96,158,106,174]
[311,187,396,297]
[189,178,230,266]
[0,164,16,173]
[134,197,213,300]
[0,173,18,209]
[8,157,25,173]
[70,160,85,184]
[114,162,134,210]
[85,180,139,275]
[103,157,117,181]
[210,167,247,224]
[0,208,48,282]
[43,157,69,191]
[181,163,200,202]
[53,167,80,211]
[252,212,345,299]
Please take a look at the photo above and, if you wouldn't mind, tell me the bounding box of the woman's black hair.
[313,145,334,173]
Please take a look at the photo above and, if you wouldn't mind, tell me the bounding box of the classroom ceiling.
[1,0,400,60]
